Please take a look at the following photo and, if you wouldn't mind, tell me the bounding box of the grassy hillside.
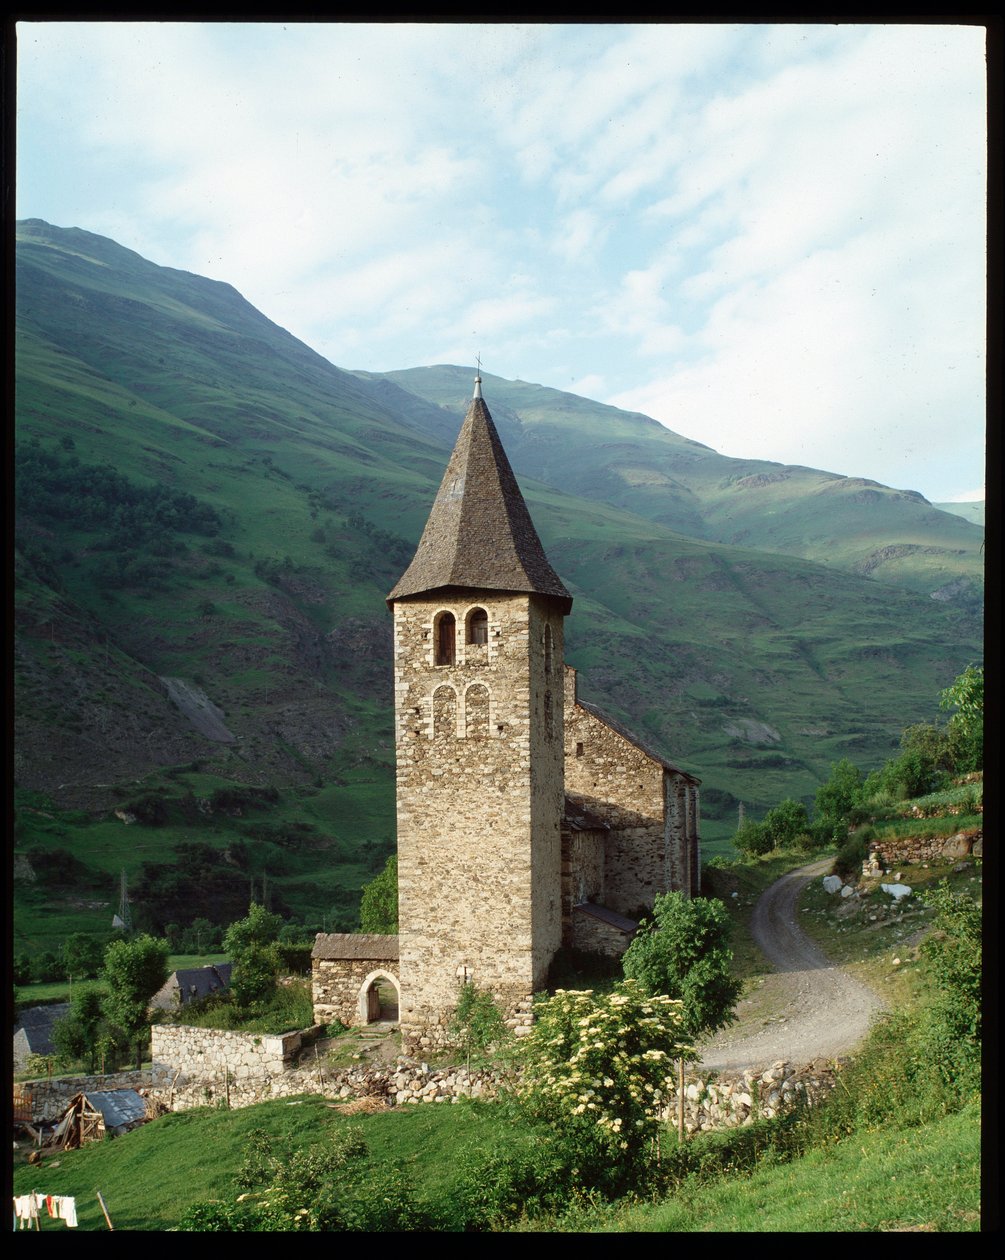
[14,219,982,943]
[934,500,984,527]
[14,830,982,1231]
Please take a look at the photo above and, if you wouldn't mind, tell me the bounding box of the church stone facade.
[312,375,699,1052]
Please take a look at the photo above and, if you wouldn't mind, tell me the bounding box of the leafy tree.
[815,758,864,828]
[13,953,33,987]
[34,951,65,983]
[52,984,106,1072]
[940,664,983,772]
[733,817,771,856]
[622,893,742,1043]
[224,904,283,1009]
[877,732,951,800]
[517,982,690,1179]
[761,798,810,849]
[623,894,743,1142]
[449,981,510,1069]
[60,932,105,981]
[359,854,398,933]
[103,934,170,1069]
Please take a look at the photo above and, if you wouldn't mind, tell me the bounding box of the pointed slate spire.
[388,375,572,612]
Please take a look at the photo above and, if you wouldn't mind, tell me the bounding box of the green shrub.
[814,758,865,828]
[450,982,511,1069]
[917,883,981,1097]
[516,982,690,1188]
[761,798,810,849]
[734,818,771,855]
[833,829,871,877]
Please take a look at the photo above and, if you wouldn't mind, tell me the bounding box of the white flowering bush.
[516,981,692,1169]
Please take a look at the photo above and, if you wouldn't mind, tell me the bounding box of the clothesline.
[12,1193,78,1229]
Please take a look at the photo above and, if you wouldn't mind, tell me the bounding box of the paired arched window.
[467,607,488,645]
[465,684,490,738]
[434,612,456,666]
[433,685,457,737]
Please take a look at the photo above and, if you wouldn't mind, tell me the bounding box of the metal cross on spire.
[473,354,483,399]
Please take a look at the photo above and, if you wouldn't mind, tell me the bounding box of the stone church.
[312,374,700,1052]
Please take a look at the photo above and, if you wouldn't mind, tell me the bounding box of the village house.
[312,373,699,1052]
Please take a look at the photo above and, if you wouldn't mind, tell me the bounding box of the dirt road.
[699,858,887,1072]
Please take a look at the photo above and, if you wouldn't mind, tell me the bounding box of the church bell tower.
[387,370,572,1051]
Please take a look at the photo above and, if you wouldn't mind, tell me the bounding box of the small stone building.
[311,934,400,1027]
[313,373,700,1052]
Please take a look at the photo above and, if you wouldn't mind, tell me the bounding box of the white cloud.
[16,20,986,500]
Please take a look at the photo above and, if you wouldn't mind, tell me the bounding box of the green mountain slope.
[934,500,984,527]
[370,365,983,604]
[14,220,982,937]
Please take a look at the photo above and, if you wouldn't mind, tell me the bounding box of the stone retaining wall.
[19,1070,151,1122]
[19,1045,837,1137]
[150,1023,324,1089]
[870,829,982,869]
[143,1045,834,1133]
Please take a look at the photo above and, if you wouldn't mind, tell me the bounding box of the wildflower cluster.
[517,981,692,1162]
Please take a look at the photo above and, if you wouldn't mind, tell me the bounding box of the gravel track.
[699,858,887,1072]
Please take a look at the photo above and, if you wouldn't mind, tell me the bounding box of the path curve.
[699,858,887,1072]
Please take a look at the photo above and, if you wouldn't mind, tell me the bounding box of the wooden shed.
[51,1090,149,1149]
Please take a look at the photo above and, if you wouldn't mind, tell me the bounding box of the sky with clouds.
[17,21,987,502]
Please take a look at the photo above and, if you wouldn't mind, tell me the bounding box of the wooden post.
[677,1057,685,1142]
[96,1190,115,1230]
[315,1043,324,1093]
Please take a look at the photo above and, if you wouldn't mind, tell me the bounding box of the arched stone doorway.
[356,970,400,1024]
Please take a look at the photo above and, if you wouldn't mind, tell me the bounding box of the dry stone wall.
[19,1070,151,1123]
[871,829,982,869]
[18,1052,836,1136]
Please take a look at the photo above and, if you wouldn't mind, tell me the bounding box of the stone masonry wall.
[570,911,633,957]
[561,827,606,942]
[19,1055,836,1136]
[565,698,665,914]
[150,1024,323,1095]
[871,829,982,869]
[393,591,565,1052]
[19,1070,151,1123]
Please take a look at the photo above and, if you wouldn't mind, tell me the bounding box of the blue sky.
[17,22,986,502]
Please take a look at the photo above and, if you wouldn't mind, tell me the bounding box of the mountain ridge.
[14,220,982,909]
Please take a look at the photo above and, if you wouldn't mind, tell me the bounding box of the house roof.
[13,1003,70,1056]
[577,698,701,785]
[82,1090,147,1129]
[563,795,611,832]
[387,386,572,613]
[573,903,639,934]
[312,933,400,962]
[149,963,232,1010]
